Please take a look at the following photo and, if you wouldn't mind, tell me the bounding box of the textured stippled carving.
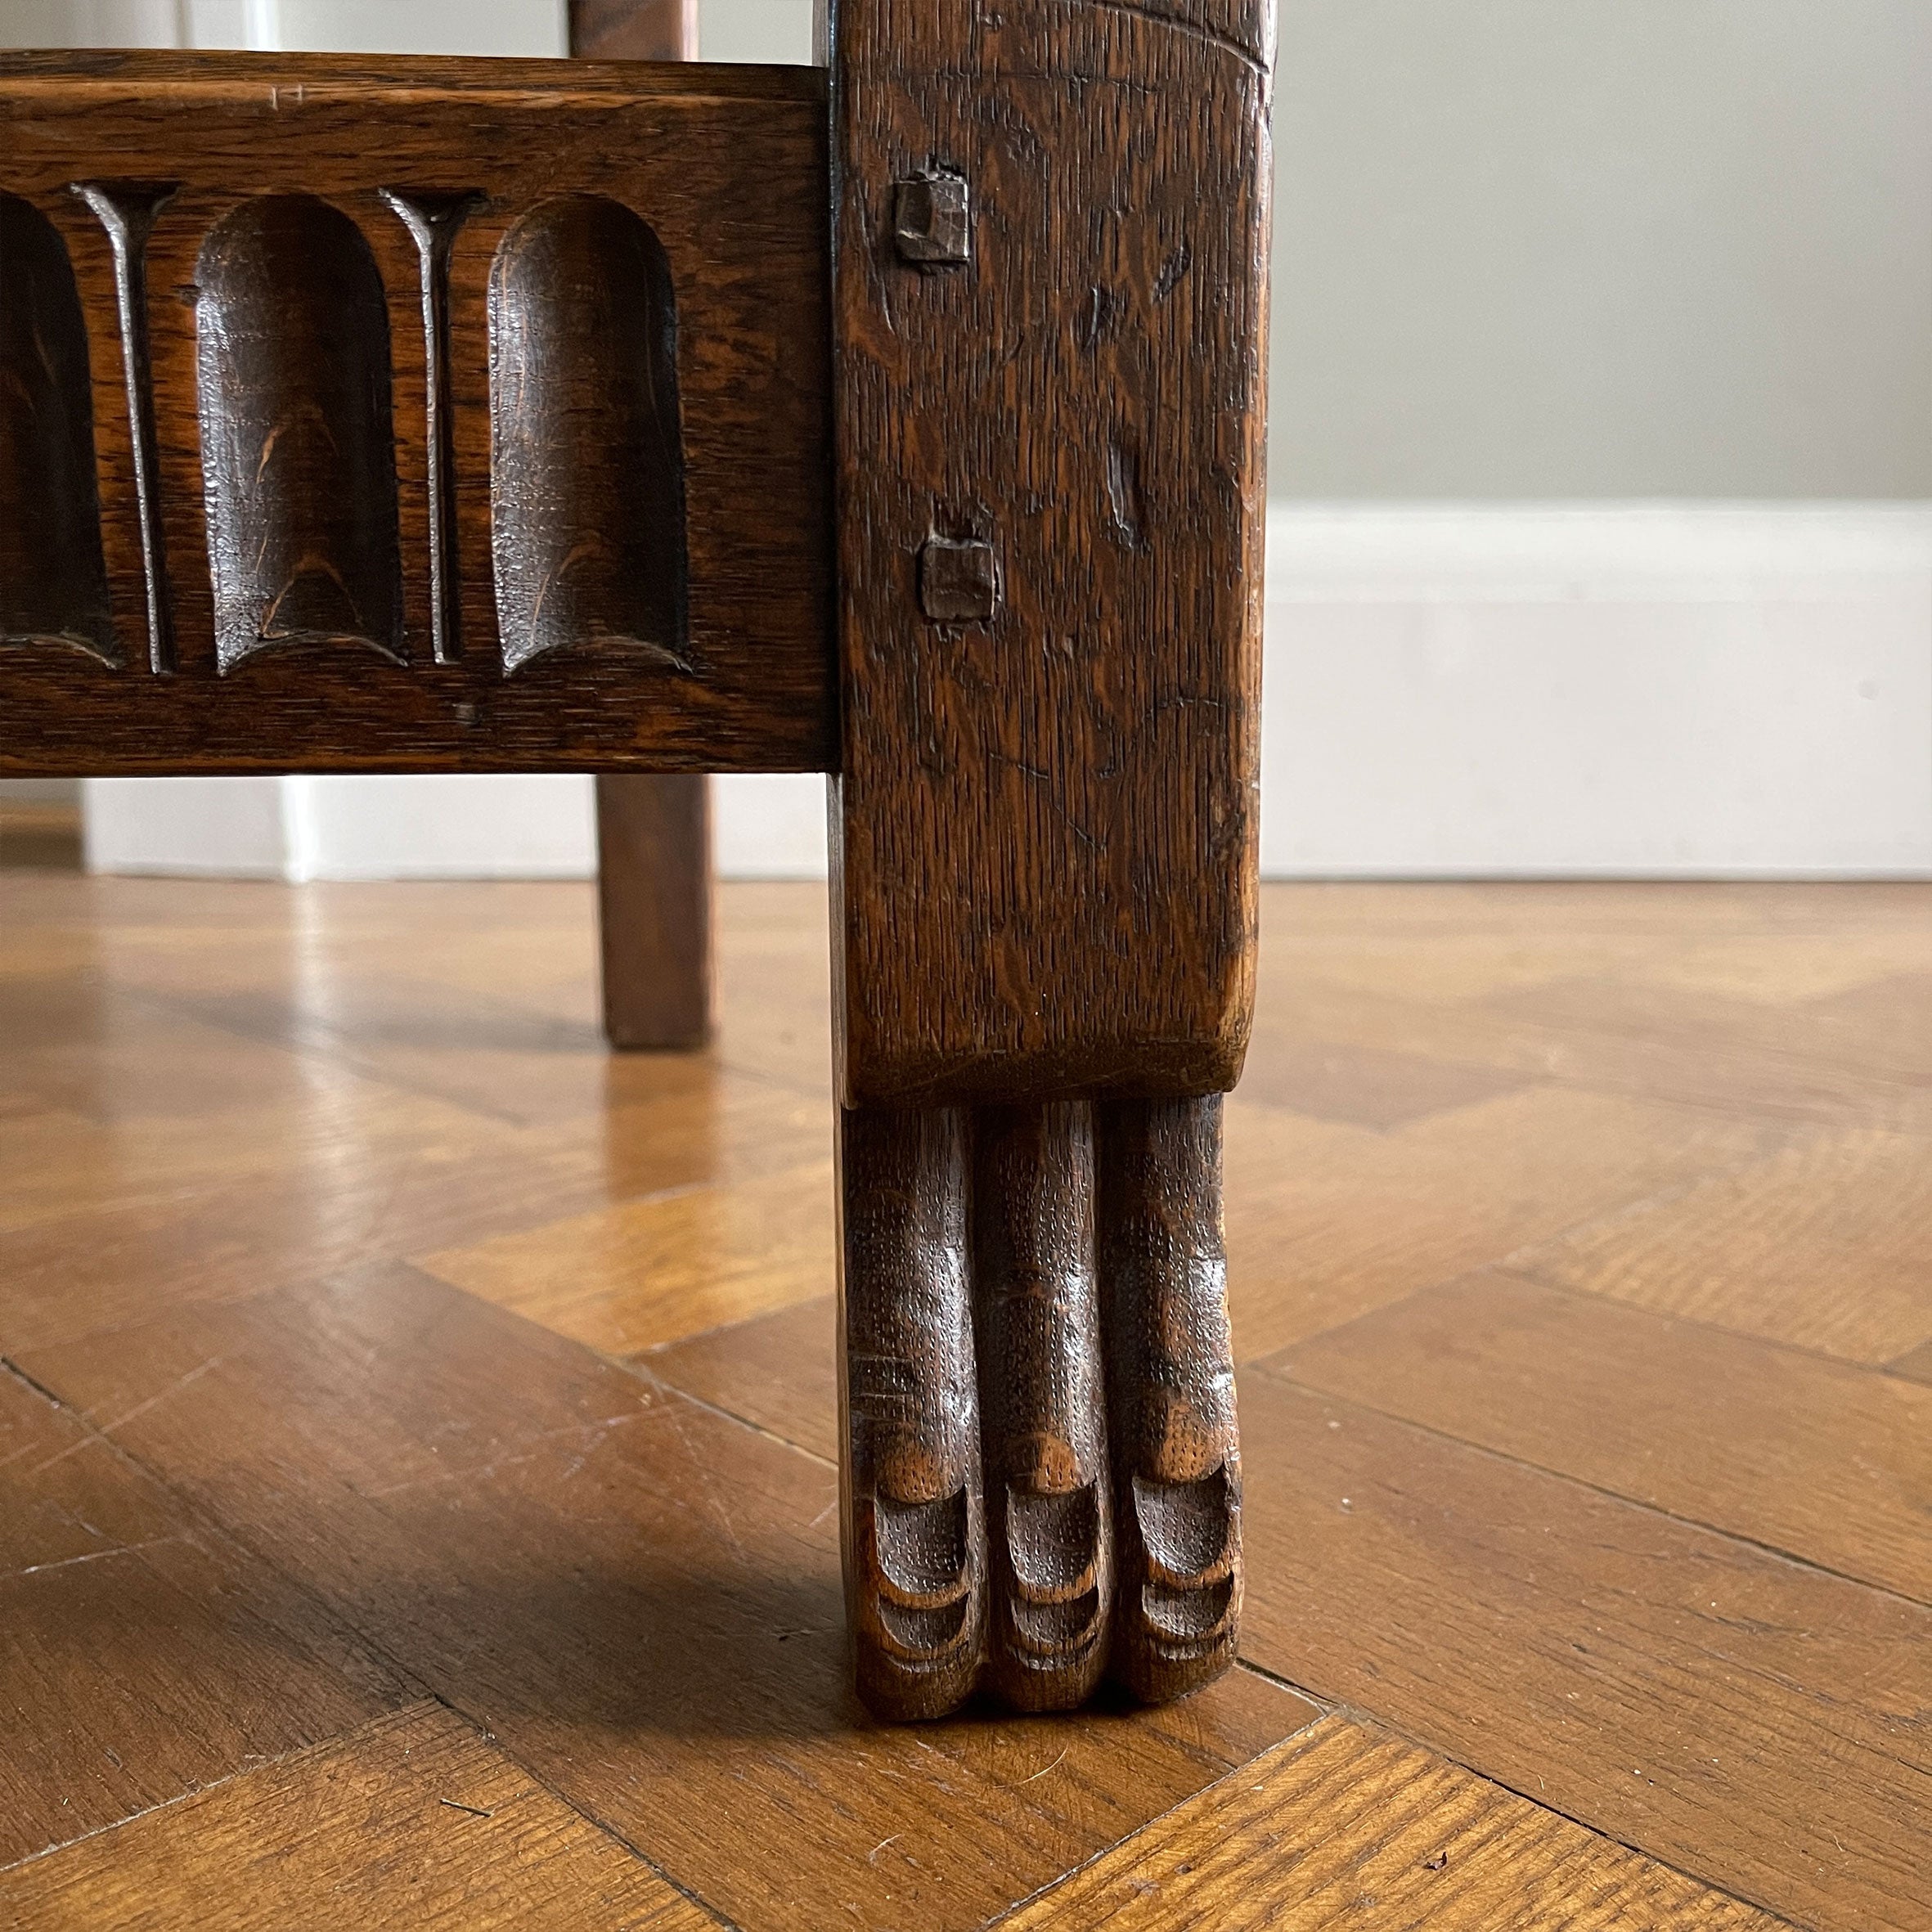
[487,195,688,677]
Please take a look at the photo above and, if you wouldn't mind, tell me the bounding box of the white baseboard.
[1262,503,1932,878]
[83,773,830,882]
[84,502,1932,883]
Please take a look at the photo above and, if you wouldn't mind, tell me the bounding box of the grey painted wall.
[1269,0,1932,498]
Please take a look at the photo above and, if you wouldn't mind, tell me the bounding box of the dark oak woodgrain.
[837,1098,1244,1719]
[827,0,1273,1109]
[196,193,405,673]
[0,1703,719,1932]
[840,1103,986,1719]
[974,1102,1115,1709]
[0,191,116,665]
[0,50,833,775]
[1099,1095,1242,1704]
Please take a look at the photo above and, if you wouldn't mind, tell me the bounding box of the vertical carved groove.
[71,182,174,672]
[195,194,403,672]
[487,194,687,676]
[972,1102,1114,1710]
[840,1104,986,1721]
[1095,1095,1242,1705]
[380,188,480,665]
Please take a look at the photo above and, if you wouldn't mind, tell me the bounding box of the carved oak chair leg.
[840,1104,986,1721]
[1097,1096,1242,1705]
[973,1104,1114,1710]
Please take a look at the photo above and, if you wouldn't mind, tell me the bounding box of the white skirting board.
[84,502,1932,882]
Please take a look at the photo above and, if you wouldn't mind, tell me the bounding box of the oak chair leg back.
[570,0,716,1056]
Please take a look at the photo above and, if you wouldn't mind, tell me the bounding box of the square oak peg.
[893,171,971,265]
[920,537,1000,623]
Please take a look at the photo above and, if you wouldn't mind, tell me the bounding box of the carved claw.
[839,1095,1240,1719]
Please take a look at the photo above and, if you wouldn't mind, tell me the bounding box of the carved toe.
[975,1105,1116,1710]
[842,1108,987,1720]
[1099,1098,1245,1705]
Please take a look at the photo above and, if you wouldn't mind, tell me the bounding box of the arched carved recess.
[195,194,404,672]
[0,192,116,665]
[488,194,688,676]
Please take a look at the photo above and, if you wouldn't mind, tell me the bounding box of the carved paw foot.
[841,1095,1242,1721]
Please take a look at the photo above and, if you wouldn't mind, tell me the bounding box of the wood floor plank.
[103,878,832,1117]
[1253,881,1932,1013]
[0,982,366,1129]
[1266,1269,1932,1602]
[643,1293,837,1461]
[16,1265,1321,1932]
[1224,1087,1787,1359]
[1233,1374,1931,1930]
[1,1363,192,1579]
[999,1714,1777,1931]
[1480,974,1931,1117]
[0,1072,824,1355]
[0,1370,406,1871]
[0,1702,714,1931]
[0,1079,503,1239]
[1507,1129,1932,1364]
[1231,1038,1530,1131]
[420,1157,835,1354]
[1256,955,1932,1139]
[7,871,1929,1928]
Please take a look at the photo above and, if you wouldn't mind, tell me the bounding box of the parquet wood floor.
[1,870,1925,1930]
